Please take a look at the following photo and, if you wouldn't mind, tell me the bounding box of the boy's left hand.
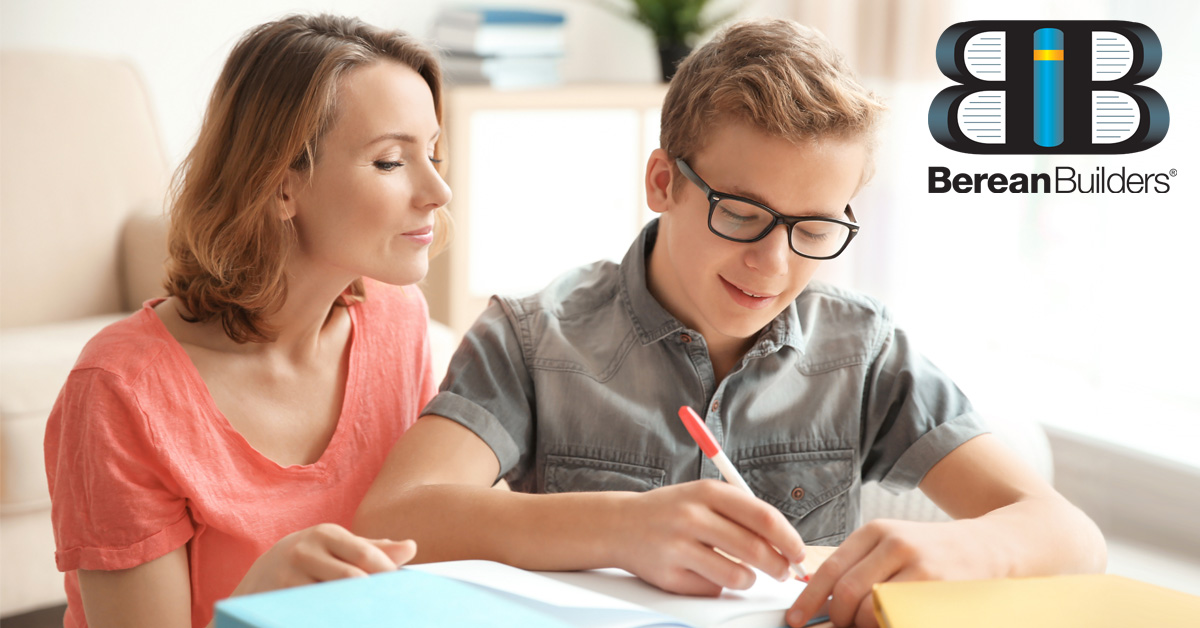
[785,435,1106,627]
[785,518,990,628]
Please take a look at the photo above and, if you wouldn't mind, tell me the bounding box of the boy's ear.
[644,148,675,215]
[278,170,299,221]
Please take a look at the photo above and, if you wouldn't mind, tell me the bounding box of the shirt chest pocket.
[543,454,667,494]
[738,450,854,545]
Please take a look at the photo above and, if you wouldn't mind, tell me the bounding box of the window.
[838,76,1200,470]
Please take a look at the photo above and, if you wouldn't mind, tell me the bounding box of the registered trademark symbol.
[1169,169,1178,177]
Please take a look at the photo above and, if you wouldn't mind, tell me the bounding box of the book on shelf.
[440,53,561,89]
[436,7,566,27]
[214,559,830,628]
[430,6,565,58]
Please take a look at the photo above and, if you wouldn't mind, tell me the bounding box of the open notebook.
[215,559,829,628]
[412,560,828,628]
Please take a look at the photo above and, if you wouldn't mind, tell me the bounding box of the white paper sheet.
[409,560,815,628]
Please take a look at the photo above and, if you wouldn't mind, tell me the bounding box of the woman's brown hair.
[165,14,448,343]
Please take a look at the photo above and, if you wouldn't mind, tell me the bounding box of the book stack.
[431,7,565,90]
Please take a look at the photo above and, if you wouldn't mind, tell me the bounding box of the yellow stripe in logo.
[1033,49,1064,60]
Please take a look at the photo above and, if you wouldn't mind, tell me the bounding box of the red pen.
[678,405,810,581]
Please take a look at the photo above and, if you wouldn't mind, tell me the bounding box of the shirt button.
[680,333,692,343]
[791,487,805,500]
[711,400,720,412]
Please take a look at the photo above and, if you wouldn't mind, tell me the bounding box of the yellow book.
[872,574,1200,628]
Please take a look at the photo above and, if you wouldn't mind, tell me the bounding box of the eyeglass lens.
[710,198,851,258]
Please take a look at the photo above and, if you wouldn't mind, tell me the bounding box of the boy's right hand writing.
[615,479,806,596]
[230,523,417,597]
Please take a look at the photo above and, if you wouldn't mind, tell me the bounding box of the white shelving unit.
[421,84,669,334]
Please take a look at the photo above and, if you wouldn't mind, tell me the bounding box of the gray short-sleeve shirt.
[423,220,986,545]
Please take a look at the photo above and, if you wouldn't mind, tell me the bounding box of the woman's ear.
[644,148,676,215]
[278,170,299,221]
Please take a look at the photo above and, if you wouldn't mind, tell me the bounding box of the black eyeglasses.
[675,158,859,260]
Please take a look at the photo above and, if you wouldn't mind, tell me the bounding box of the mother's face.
[285,60,451,288]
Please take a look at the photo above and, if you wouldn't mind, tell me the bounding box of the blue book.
[213,568,573,628]
[438,7,565,26]
[432,7,566,56]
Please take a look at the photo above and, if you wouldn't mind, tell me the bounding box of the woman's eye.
[374,160,403,171]
[429,156,443,164]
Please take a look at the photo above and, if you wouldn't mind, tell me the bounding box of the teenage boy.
[356,18,1105,628]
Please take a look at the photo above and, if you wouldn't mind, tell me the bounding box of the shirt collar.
[750,299,807,356]
[619,219,684,345]
[619,219,808,355]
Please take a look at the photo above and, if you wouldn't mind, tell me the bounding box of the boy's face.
[646,120,867,347]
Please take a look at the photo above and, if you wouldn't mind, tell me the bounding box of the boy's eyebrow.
[366,128,442,146]
[728,185,775,207]
[728,184,844,219]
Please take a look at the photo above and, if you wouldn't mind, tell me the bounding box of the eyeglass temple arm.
[674,158,711,195]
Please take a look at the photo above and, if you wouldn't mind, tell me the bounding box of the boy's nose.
[747,224,792,276]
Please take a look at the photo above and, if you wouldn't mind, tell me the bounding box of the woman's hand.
[786,518,993,628]
[615,480,807,597]
[231,523,418,597]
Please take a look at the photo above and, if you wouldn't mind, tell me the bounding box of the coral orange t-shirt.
[44,281,437,628]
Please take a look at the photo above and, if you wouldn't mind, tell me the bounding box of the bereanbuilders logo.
[929,165,1175,194]
[927,20,1175,194]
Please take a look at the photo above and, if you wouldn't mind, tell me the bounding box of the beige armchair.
[0,50,170,618]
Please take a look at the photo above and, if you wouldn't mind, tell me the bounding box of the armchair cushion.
[1,315,125,511]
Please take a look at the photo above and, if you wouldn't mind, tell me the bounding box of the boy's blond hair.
[661,18,885,188]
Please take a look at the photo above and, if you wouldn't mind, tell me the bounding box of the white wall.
[0,0,780,167]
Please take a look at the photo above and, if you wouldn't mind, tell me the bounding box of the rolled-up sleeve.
[45,369,193,572]
[860,324,989,492]
[422,298,537,484]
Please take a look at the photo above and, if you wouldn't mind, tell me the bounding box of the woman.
[44,14,451,627]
